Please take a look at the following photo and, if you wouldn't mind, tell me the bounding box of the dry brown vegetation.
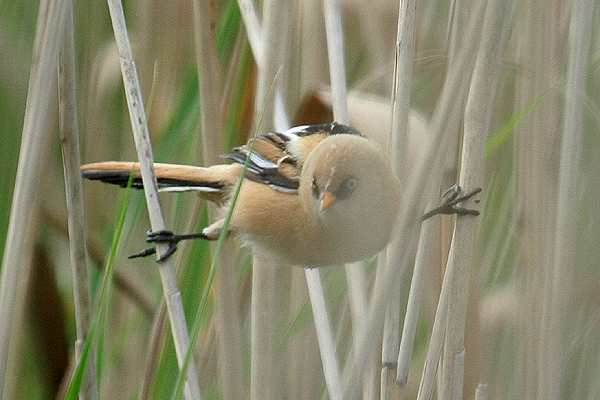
[0,0,599,399]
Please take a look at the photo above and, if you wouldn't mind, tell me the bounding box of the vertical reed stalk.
[211,240,244,400]
[389,0,416,180]
[250,255,276,400]
[192,2,244,399]
[305,269,343,399]
[0,0,67,391]
[440,1,513,398]
[323,0,349,123]
[105,0,201,397]
[538,1,593,398]
[192,0,223,164]
[380,0,417,397]
[342,0,486,397]
[58,4,98,399]
[254,0,288,129]
[249,1,290,398]
[512,3,563,397]
[318,0,350,397]
[396,213,435,388]
[237,0,263,65]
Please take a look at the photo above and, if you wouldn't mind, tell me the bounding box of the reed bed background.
[1,0,599,399]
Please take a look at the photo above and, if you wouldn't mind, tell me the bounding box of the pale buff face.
[299,134,401,263]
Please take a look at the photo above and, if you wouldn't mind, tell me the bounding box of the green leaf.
[485,87,555,159]
[64,172,135,399]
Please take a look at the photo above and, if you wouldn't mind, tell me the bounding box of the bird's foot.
[129,230,208,262]
[421,184,481,221]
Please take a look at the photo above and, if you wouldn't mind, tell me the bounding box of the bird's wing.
[81,124,362,197]
[222,123,362,193]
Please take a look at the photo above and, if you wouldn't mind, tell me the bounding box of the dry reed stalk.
[300,237,343,400]
[250,255,276,399]
[345,261,368,330]
[192,0,223,165]
[440,0,513,398]
[396,208,436,388]
[212,240,244,399]
[409,4,488,400]
[447,0,469,62]
[254,0,289,130]
[389,0,416,181]
[237,0,263,65]
[305,268,343,399]
[380,272,401,399]
[235,1,297,398]
[239,2,352,397]
[140,303,168,399]
[58,4,98,399]
[380,0,417,397]
[512,3,563,397]
[191,2,245,398]
[394,1,468,388]
[538,1,593,398]
[0,0,67,391]
[442,0,472,179]
[318,0,356,397]
[341,0,487,397]
[345,261,374,397]
[105,0,202,398]
[248,0,291,398]
[323,0,349,123]
[474,382,488,400]
[138,202,206,397]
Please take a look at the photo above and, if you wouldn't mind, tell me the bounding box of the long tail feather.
[81,161,239,203]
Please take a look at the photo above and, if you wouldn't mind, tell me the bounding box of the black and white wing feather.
[222,123,361,193]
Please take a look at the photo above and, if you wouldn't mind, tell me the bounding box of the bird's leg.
[421,184,482,221]
[129,230,209,262]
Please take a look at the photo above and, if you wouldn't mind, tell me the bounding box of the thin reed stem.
[440,0,513,398]
[305,269,343,400]
[318,0,351,397]
[0,0,67,391]
[323,0,349,123]
[105,0,201,397]
[247,1,292,399]
[58,4,98,399]
[343,1,487,397]
[539,1,593,398]
[381,0,417,397]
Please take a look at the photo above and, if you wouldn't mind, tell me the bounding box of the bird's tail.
[81,161,239,204]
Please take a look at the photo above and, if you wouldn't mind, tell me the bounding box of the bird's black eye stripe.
[311,177,319,199]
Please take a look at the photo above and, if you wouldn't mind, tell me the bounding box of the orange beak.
[319,192,338,210]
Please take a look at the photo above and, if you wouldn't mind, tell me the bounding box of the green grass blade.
[169,67,283,400]
[485,86,556,159]
[64,173,135,400]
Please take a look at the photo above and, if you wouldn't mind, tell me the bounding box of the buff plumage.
[82,123,401,267]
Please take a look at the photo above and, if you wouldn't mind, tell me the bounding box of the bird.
[81,123,402,267]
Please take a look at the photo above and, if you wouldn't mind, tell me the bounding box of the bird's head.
[300,134,401,262]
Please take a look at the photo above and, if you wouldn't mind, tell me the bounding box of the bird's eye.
[337,176,358,199]
[346,177,357,190]
[311,177,319,199]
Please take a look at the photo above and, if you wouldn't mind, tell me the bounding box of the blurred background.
[1,0,600,398]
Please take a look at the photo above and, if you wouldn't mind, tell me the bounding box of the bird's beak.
[319,192,338,210]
